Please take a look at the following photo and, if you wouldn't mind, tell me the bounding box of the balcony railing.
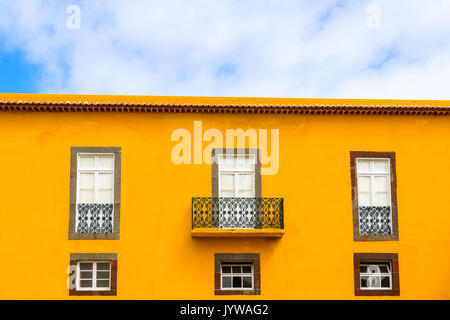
[76,203,114,233]
[192,197,284,237]
[359,206,392,235]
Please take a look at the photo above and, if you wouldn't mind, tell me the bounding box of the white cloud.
[1,0,450,98]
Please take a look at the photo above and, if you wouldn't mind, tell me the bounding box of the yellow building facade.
[0,93,448,299]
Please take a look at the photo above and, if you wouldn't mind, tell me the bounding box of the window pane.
[98,156,114,169]
[98,189,113,203]
[232,276,242,288]
[222,266,231,273]
[238,174,253,190]
[98,173,113,189]
[238,190,255,198]
[222,276,231,288]
[79,155,95,168]
[220,173,235,190]
[79,280,93,288]
[96,271,110,279]
[79,189,94,203]
[369,276,382,288]
[367,265,381,273]
[219,156,235,170]
[374,192,388,206]
[96,280,110,288]
[373,160,388,173]
[243,276,252,288]
[79,173,94,189]
[237,156,255,171]
[96,262,110,271]
[357,176,371,192]
[220,191,235,197]
[232,266,241,273]
[242,266,252,274]
[381,276,391,288]
[379,266,389,273]
[360,275,383,288]
[358,192,371,206]
[374,176,388,192]
[360,276,368,288]
[360,266,368,273]
[357,160,370,172]
[80,271,93,279]
[79,263,93,270]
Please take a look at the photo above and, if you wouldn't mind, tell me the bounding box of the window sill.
[69,289,117,296]
[215,289,261,295]
[191,228,284,238]
[354,234,398,241]
[68,232,120,240]
[355,289,400,296]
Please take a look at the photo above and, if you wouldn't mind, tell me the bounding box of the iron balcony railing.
[192,197,284,229]
[76,203,114,233]
[358,206,392,235]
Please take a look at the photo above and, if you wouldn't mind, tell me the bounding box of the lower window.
[69,253,117,296]
[77,261,111,291]
[221,263,254,290]
[354,253,399,296]
[214,253,260,295]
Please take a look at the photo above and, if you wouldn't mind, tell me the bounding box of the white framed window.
[356,158,391,208]
[220,263,254,290]
[76,261,111,291]
[77,153,115,204]
[218,154,255,198]
[359,262,392,290]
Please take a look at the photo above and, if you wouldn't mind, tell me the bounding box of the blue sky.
[0,0,450,98]
[0,46,41,93]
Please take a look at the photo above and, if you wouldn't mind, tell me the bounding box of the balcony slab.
[191,228,285,238]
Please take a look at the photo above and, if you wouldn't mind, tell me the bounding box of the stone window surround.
[353,253,400,296]
[69,253,118,296]
[211,148,261,198]
[350,151,399,241]
[214,253,261,295]
[69,147,121,240]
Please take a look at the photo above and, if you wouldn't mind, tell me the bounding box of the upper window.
[350,152,398,241]
[218,153,255,197]
[356,159,391,208]
[354,253,400,296]
[69,147,121,240]
[212,149,261,199]
[211,149,261,229]
[77,154,114,205]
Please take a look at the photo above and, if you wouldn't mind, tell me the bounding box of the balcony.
[191,197,284,238]
[76,203,113,233]
[359,206,392,235]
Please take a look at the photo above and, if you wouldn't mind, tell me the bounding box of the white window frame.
[76,261,111,291]
[218,154,255,198]
[355,158,392,208]
[220,263,254,290]
[76,153,115,230]
[359,262,392,290]
[76,153,115,204]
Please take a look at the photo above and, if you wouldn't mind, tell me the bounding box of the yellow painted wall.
[0,94,449,299]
